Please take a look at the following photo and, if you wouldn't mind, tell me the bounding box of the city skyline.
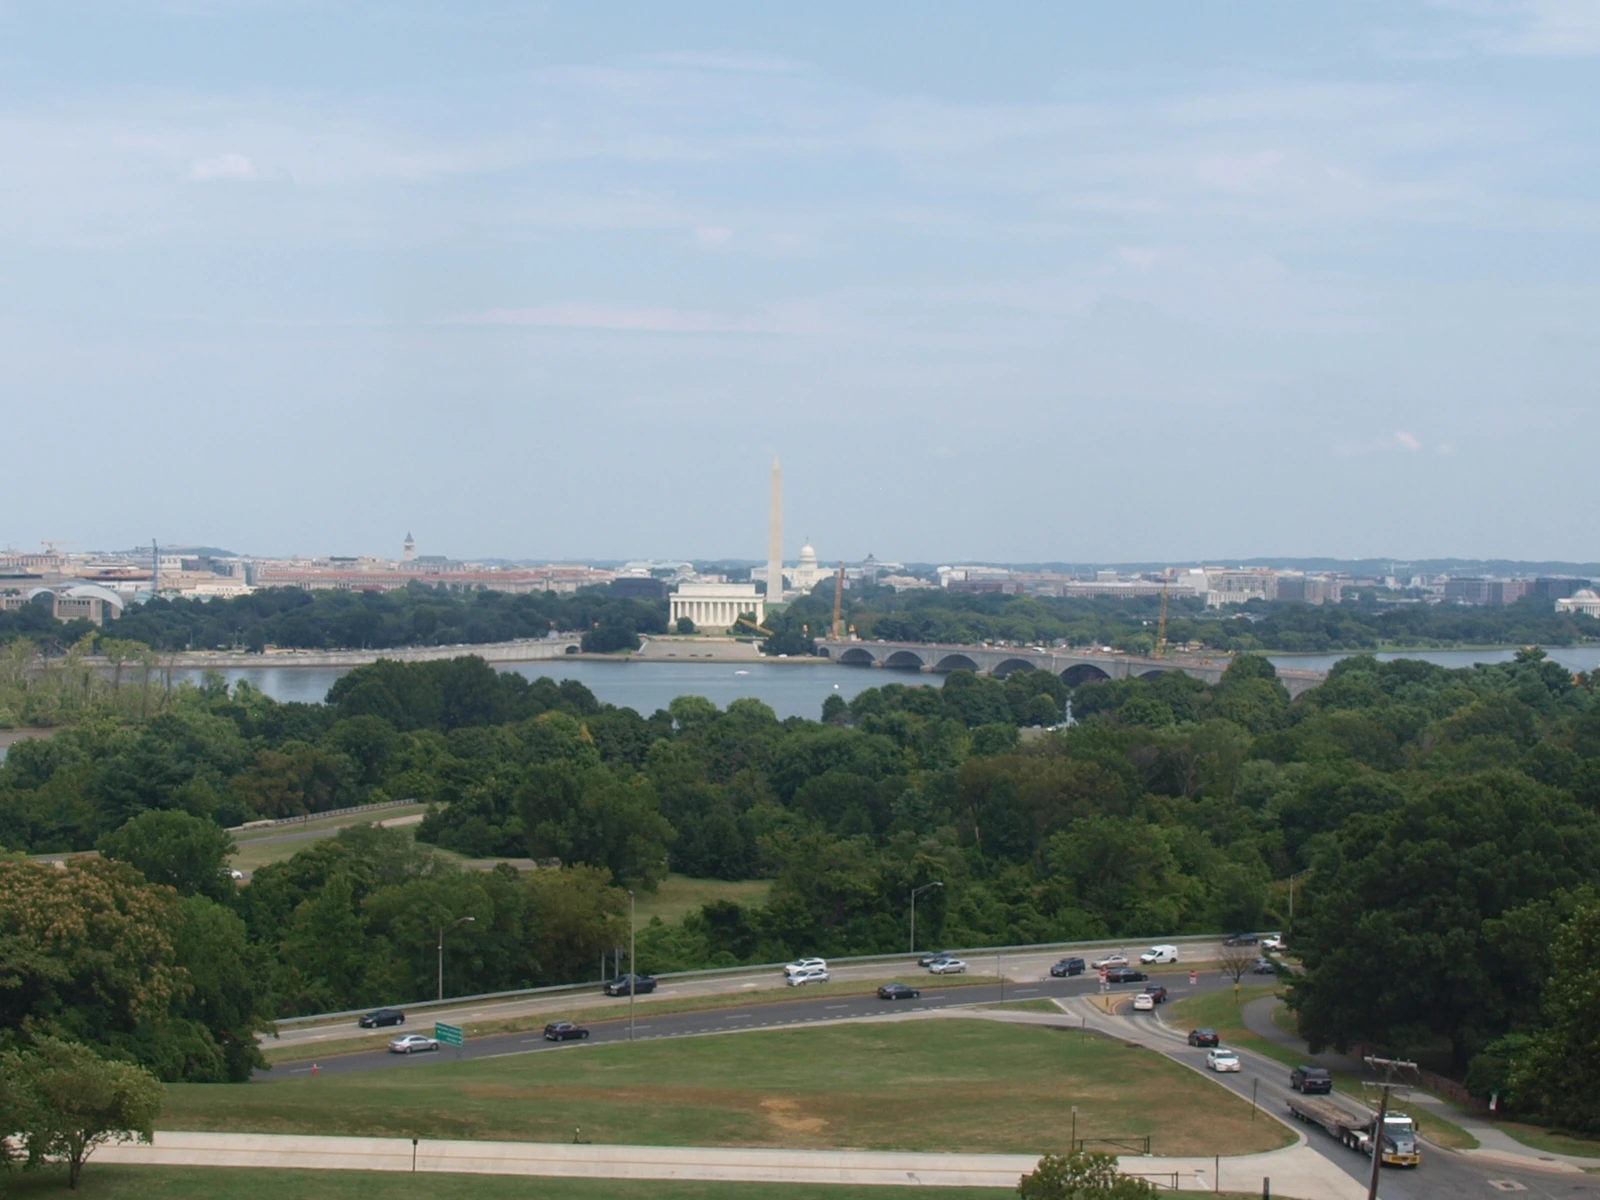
[4,3,1599,561]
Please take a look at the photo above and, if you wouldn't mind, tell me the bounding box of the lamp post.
[909,881,943,954]
[627,889,636,1043]
[1288,868,1314,926]
[437,916,475,1002]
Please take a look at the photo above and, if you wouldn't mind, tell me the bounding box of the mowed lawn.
[636,874,773,924]
[5,1167,1012,1200]
[167,1019,1292,1156]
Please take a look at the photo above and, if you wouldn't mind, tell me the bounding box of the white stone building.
[670,582,765,631]
[785,541,832,594]
[1556,589,1600,618]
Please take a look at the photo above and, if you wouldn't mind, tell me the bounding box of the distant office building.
[1534,577,1591,604]
[609,575,667,602]
[669,582,764,630]
[1556,589,1600,618]
[1275,575,1341,605]
[1442,577,1528,606]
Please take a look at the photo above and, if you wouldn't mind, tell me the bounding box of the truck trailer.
[1285,1093,1421,1168]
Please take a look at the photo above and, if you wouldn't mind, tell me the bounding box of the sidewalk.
[94,1130,1366,1197]
[1241,995,1600,1173]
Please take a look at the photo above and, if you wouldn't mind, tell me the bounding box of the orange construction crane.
[1154,578,1170,658]
[831,562,845,639]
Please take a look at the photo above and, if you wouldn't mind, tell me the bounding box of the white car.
[784,957,827,976]
[1132,992,1155,1011]
[786,967,830,987]
[388,1034,439,1054]
[229,869,245,880]
[928,958,968,975]
[1091,952,1128,970]
[1139,945,1179,965]
[1262,934,1286,953]
[1207,1049,1241,1073]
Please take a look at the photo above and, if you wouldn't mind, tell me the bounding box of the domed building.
[1556,588,1600,618]
[785,539,832,595]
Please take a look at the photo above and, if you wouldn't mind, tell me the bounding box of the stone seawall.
[87,637,582,672]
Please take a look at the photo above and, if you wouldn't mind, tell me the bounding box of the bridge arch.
[932,653,980,673]
[1061,663,1111,687]
[883,649,926,670]
[990,657,1036,679]
[1137,669,1169,681]
[837,647,876,667]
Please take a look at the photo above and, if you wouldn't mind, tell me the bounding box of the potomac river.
[163,645,1600,722]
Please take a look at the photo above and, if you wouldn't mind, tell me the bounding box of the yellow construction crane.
[1154,578,1170,658]
[832,562,846,639]
[735,615,774,638]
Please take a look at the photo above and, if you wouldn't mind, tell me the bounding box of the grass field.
[181,1019,1293,1156]
[1498,1123,1600,1160]
[3,1166,1013,1200]
[262,973,999,1063]
[1164,989,1478,1152]
[636,874,773,924]
[229,805,431,873]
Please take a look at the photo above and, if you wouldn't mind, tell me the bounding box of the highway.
[267,939,1242,1053]
[1103,999,1595,1200]
[262,964,1226,1078]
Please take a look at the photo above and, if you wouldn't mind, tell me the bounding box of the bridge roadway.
[815,639,1327,699]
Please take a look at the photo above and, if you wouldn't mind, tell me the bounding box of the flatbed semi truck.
[1286,1094,1421,1167]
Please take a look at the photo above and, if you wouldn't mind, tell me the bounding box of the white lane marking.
[1013,988,1038,994]
[824,1004,848,1009]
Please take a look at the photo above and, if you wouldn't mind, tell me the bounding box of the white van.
[1139,944,1179,964]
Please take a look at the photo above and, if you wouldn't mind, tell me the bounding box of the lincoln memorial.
[669,582,765,631]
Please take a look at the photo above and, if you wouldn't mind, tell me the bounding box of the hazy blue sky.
[3,2,1597,564]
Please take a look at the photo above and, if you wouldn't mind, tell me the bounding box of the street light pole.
[1288,869,1314,927]
[909,881,944,954]
[628,889,636,1043]
[437,916,475,1002]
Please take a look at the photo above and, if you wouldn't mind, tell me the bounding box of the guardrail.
[229,797,422,833]
[272,931,1247,1027]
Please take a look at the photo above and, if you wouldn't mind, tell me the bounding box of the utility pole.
[437,916,475,1001]
[628,889,637,1043]
[1288,868,1314,927]
[1362,1055,1417,1200]
[909,881,943,954]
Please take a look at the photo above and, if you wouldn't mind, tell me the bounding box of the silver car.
[928,958,968,975]
[388,1034,440,1054]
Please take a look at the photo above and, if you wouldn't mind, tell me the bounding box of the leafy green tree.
[15,1037,164,1190]
[1018,1150,1158,1200]
[676,617,695,634]
[1506,902,1600,1130]
[96,809,237,902]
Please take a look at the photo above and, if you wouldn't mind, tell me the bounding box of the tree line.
[2,648,1599,1134]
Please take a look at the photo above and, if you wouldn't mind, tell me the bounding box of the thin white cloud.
[189,152,260,181]
[693,225,733,246]
[448,303,816,335]
[1394,430,1422,451]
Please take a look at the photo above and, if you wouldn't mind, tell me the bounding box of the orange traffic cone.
[312,1063,319,1076]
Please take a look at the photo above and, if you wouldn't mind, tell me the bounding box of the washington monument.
[767,458,783,603]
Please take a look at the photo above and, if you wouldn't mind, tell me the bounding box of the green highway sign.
[434,1022,464,1047]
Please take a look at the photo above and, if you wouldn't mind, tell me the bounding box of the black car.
[917,951,952,967]
[1051,957,1086,977]
[543,1021,590,1041]
[603,973,657,996]
[1251,957,1277,975]
[1144,985,1168,1003]
[358,1007,405,1029]
[1223,932,1259,946]
[1104,967,1148,983]
[877,983,922,1001]
[1188,1028,1220,1047]
[1291,1065,1333,1094]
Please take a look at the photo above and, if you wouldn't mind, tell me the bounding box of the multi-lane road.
[263,957,1600,1200]
[267,939,1242,1054]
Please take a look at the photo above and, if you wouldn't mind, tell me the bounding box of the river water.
[163,646,1600,721]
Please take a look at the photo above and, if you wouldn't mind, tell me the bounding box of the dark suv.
[1051,957,1086,977]
[358,1007,405,1028]
[1223,932,1259,946]
[603,973,657,996]
[1105,967,1149,983]
[1290,1066,1333,1094]
[1143,985,1168,1003]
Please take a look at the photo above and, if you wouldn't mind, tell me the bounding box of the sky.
[2,1,1597,565]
